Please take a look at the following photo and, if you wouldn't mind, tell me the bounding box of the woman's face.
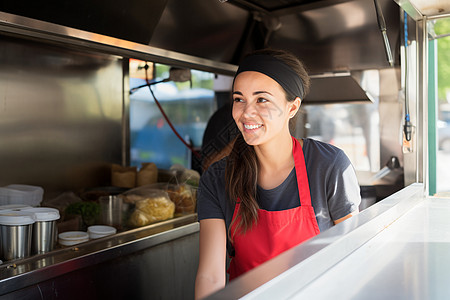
[232,71,298,146]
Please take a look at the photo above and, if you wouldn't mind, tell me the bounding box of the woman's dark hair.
[226,48,311,239]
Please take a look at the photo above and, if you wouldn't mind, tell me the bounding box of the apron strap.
[292,136,312,207]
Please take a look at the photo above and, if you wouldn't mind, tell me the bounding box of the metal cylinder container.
[0,211,35,261]
[99,195,123,229]
[31,220,57,254]
[22,207,60,254]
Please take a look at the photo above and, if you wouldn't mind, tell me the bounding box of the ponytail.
[225,133,259,239]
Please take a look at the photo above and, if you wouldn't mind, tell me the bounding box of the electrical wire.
[129,79,168,94]
[403,11,412,142]
[142,64,201,159]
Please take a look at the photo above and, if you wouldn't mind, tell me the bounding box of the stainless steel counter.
[0,214,199,299]
[208,183,450,299]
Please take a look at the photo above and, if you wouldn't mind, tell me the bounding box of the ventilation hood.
[149,0,398,103]
[150,0,400,72]
[0,0,397,103]
[305,71,377,104]
[0,0,168,44]
[0,0,400,72]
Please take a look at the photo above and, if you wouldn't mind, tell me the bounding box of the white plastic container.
[22,207,60,254]
[0,185,44,207]
[87,225,117,239]
[58,231,89,246]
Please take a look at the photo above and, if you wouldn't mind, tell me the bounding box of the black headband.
[234,54,305,99]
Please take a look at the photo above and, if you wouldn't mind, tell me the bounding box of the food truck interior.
[0,0,449,299]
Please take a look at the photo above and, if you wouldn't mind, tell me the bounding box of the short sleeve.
[197,162,226,221]
[326,150,361,220]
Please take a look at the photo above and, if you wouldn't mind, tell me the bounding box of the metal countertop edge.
[0,220,200,295]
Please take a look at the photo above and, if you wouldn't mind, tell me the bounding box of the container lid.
[0,211,35,225]
[87,225,117,236]
[0,204,33,211]
[21,207,60,221]
[58,231,89,246]
[58,231,89,241]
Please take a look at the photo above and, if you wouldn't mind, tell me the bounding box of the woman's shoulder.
[204,156,227,174]
[197,156,230,221]
[200,157,227,185]
[302,138,344,157]
[301,138,351,170]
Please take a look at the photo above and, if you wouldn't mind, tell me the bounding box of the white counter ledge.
[207,183,450,300]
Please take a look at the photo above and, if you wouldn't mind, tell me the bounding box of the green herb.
[65,202,100,221]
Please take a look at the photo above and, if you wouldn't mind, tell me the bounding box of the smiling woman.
[232,72,299,146]
[195,49,361,299]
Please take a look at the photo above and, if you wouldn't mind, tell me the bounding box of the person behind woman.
[195,49,361,299]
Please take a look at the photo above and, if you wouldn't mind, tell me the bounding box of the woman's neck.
[254,133,295,189]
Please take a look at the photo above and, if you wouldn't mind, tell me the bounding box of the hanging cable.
[140,64,201,159]
[403,11,412,142]
[129,79,168,94]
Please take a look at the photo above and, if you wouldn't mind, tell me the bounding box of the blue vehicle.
[129,78,216,169]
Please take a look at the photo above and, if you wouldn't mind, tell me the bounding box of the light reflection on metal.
[0,11,237,76]
[0,36,123,190]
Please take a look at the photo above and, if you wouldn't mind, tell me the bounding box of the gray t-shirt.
[197,138,361,254]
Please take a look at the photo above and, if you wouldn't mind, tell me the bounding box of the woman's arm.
[195,218,227,300]
[326,149,361,225]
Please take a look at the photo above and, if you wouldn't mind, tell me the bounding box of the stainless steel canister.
[99,195,123,229]
[22,207,60,254]
[0,211,35,261]
[0,208,8,261]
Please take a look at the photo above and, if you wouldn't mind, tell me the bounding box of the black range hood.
[0,0,168,44]
[0,0,395,104]
[305,72,374,104]
[148,0,397,104]
[150,0,400,72]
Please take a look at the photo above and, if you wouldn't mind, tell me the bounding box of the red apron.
[228,136,320,280]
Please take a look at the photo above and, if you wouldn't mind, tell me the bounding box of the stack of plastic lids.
[0,185,44,207]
